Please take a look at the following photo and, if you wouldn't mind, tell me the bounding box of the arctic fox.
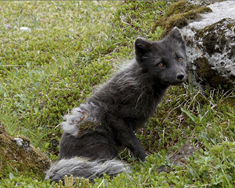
[45,27,187,183]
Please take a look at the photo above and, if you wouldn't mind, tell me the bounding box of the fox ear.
[134,37,151,52]
[168,27,184,44]
[167,27,186,50]
[134,37,151,64]
[135,37,152,68]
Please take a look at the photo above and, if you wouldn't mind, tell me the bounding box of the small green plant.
[53,175,89,188]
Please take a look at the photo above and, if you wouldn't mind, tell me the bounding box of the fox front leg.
[109,117,147,161]
[120,130,147,161]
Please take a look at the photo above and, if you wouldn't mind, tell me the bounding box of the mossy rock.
[152,1,212,38]
[0,124,50,179]
[194,56,234,89]
[173,1,235,91]
[195,18,235,56]
[192,18,235,90]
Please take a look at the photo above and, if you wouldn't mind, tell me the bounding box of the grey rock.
[181,1,235,90]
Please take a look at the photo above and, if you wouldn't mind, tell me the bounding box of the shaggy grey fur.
[45,158,130,182]
[45,27,187,183]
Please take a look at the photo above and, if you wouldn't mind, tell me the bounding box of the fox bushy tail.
[45,158,130,183]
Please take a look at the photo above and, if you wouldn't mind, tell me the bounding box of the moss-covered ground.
[0,1,235,187]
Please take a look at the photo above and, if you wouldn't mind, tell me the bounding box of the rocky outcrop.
[151,1,212,39]
[180,1,235,90]
[152,0,235,91]
[0,123,50,178]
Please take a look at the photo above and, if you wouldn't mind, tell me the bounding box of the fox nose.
[176,73,185,81]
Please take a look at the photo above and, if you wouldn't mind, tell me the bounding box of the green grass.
[1,0,235,187]
[0,1,119,153]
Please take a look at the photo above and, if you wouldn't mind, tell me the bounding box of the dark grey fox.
[45,27,187,183]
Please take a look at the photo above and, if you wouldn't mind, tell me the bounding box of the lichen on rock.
[182,10,235,90]
[195,18,235,56]
[191,18,235,89]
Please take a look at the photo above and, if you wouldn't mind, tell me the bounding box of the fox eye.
[157,63,163,67]
[178,57,183,62]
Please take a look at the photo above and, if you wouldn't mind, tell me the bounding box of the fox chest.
[118,95,158,125]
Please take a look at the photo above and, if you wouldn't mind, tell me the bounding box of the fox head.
[135,27,187,85]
